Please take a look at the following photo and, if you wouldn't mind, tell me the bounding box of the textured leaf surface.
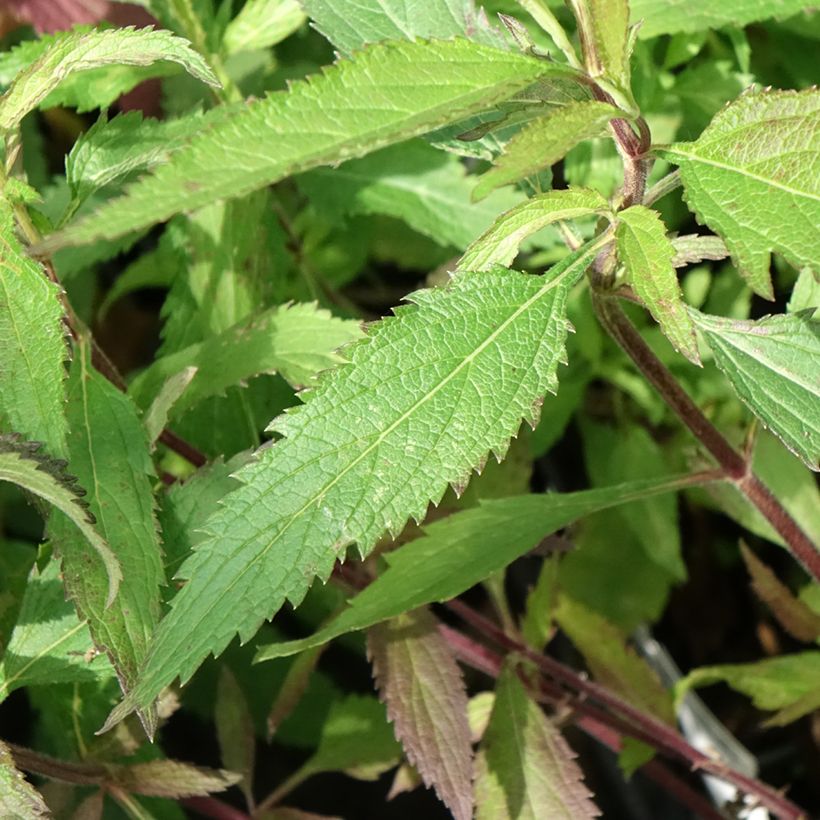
[49,342,163,731]
[616,205,698,362]
[112,759,241,798]
[473,101,620,200]
[659,89,820,298]
[302,0,509,54]
[458,187,610,271]
[130,303,363,416]
[678,652,820,725]
[298,139,522,250]
[0,740,49,819]
[106,241,601,725]
[369,608,472,820]
[740,543,820,643]
[223,0,306,54]
[0,26,218,130]
[0,203,69,456]
[256,474,701,660]
[46,39,569,249]
[0,436,119,599]
[630,0,810,38]
[0,557,112,701]
[571,0,629,87]
[474,663,599,819]
[554,596,675,723]
[690,309,820,469]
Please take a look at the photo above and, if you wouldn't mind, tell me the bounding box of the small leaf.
[669,234,728,268]
[630,0,810,39]
[569,0,630,87]
[690,309,820,470]
[521,558,559,650]
[0,26,219,131]
[106,241,604,726]
[0,436,120,601]
[658,88,820,298]
[44,39,572,250]
[215,668,256,807]
[474,662,599,819]
[0,202,69,457]
[788,269,820,314]
[677,652,820,725]
[130,303,364,415]
[223,0,306,54]
[0,740,50,819]
[0,556,113,701]
[554,595,675,724]
[458,187,611,271]
[473,101,620,200]
[302,0,509,54]
[143,367,198,446]
[369,608,472,820]
[740,543,820,643]
[256,474,703,660]
[616,205,699,362]
[111,759,241,798]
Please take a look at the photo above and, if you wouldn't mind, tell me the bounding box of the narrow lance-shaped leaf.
[49,341,164,734]
[0,740,49,819]
[302,0,510,54]
[256,473,706,661]
[458,187,611,271]
[0,202,69,456]
[215,667,255,807]
[223,0,306,54]
[658,88,820,299]
[0,436,120,601]
[368,608,473,820]
[0,26,219,131]
[473,101,620,201]
[630,0,810,39]
[0,556,113,702]
[109,759,241,799]
[616,205,699,362]
[690,308,820,470]
[44,39,576,250]
[129,302,365,416]
[474,662,600,819]
[104,239,604,728]
[569,0,630,88]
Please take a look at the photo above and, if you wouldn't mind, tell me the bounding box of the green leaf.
[49,341,163,732]
[630,0,810,39]
[111,759,241,798]
[569,0,630,88]
[521,558,559,650]
[0,740,49,819]
[473,101,620,201]
[458,187,610,271]
[130,303,363,417]
[0,540,35,651]
[298,140,523,250]
[0,436,120,601]
[788,269,820,314]
[616,205,699,363]
[105,241,602,725]
[0,556,113,701]
[223,0,306,54]
[215,667,256,806]
[474,662,599,820]
[554,595,675,724]
[740,543,820,643]
[368,608,472,820]
[0,203,69,457]
[677,651,820,725]
[256,474,702,660]
[658,88,820,298]
[0,26,219,131]
[301,0,509,54]
[690,309,820,470]
[143,367,198,446]
[45,39,571,250]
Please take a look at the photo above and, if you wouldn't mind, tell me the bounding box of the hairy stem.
[594,295,820,582]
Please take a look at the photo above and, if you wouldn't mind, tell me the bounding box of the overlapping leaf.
[659,88,820,298]
[473,101,620,200]
[570,0,630,88]
[369,609,472,820]
[474,663,600,819]
[44,39,572,250]
[0,741,49,819]
[104,241,603,727]
[223,0,306,54]
[0,26,219,130]
[690,309,820,470]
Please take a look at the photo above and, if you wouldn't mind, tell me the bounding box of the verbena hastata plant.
[0,0,818,817]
